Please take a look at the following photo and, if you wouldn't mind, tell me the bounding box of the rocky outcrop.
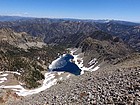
[76,31,132,66]
[0,28,44,49]
[7,53,140,105]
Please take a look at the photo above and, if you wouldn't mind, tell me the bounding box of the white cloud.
[10,12,29,16]
[23,12,29,16]
[1,12,30,17]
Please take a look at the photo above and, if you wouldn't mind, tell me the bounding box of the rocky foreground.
[5,53,140,105]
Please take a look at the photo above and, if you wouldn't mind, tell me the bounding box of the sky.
[0,0,140,22]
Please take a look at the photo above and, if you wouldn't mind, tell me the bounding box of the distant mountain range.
[0,16,139,51]
[0,15,33,21]
[0,15,139,25]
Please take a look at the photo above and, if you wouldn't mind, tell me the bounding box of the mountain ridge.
[0,17,139,51]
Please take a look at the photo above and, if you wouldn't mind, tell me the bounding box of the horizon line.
[0,14,140,23]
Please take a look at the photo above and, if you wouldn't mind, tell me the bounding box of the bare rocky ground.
[3,53,140,105]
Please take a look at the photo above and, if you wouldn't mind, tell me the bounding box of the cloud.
[23,12,29,16]
[2,12,30,17]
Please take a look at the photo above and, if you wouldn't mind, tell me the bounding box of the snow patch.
[90,66,100,71]
[11,72,21,75]
[57,72,64,75]
[88,58,97,65]
[0,77,7,81]
[0,74,8,77]
[0,77,7,84]
[4,71,21,75]
[0,72,3,74]
[0,81,4,84]
[0,85,22,89]
[66,74,71,78]
[59,77,63,80]
[70,48,100,74]
[49,55,67,70]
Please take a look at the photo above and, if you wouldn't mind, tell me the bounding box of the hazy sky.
[0,0,140,22]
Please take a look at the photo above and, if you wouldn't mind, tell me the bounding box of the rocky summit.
[7,53,140,105]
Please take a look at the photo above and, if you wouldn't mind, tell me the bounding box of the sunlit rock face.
[49,54,81,75]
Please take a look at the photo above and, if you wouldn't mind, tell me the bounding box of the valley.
[0,17,139,105]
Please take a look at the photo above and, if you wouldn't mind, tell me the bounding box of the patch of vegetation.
[0,41,66,88]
